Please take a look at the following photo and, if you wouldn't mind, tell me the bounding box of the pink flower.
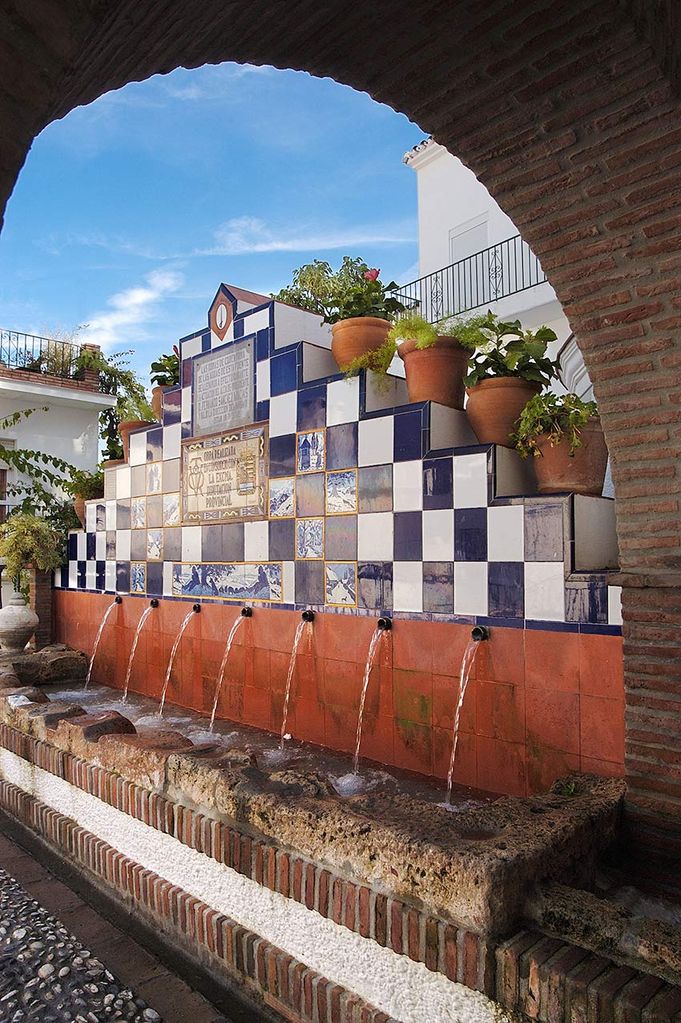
[364,268,380,281]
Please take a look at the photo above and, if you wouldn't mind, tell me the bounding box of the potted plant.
[0,513,62,653]
[384,312,475,409]
[512,392,608,495]
[461,311,559,447]
[273,257,406,371]
[69,469,104,528]
[150,346,180,419]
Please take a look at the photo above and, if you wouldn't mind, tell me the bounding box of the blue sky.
[0,64,423,379]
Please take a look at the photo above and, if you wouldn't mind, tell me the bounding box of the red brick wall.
[53,590,625,798]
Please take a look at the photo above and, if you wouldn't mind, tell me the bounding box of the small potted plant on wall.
[512,392,608,495]
[273,256,406,372]
[0,513,62,653]
[385,311,486,409]
[69,468,104,528]
[462,311,560,446]
[150,346,180,420]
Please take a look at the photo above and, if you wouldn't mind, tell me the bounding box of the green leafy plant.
[387,312,438,350]
[69,468,104,500]
[512,392,599,458]
[150,346,180,387]
[273,257,406,324]
[454,310,559,389]
[0,513,63,589]
[75,348,153,460]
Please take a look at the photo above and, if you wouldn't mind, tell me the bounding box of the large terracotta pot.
[398,336,469,409]
[119,420,154,462]
[466,378,541,447]
[151,385,170,420]
[532,419,608,495]
[73,496,86,528]
[331,316,391,371]
[0,592,39,653]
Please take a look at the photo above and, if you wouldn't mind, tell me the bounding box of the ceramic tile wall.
[57,287,622,635]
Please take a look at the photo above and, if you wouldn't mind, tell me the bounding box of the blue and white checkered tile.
[52,296,622,635]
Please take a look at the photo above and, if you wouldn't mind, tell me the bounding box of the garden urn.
[0,592,39,653]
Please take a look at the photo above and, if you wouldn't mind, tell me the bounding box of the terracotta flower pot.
[398,336,469,409]
[532,418,608,495]
[151,384,170,420]
[119,420,154,462]
[331,316,391,371]
[73,496,86,528]
[466,378,541,447]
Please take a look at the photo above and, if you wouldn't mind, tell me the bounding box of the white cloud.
[200,216,414,256]
[80,268,184,350]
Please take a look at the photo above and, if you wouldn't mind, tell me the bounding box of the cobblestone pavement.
[0,867,163,1022]
[0,832,242,1023]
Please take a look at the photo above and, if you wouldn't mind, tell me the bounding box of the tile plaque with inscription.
[181,425,267,523]
[192,338,254,436]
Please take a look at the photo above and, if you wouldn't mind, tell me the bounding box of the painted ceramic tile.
[130,562,146,593]
[325,562,357,606]
[326,469,357,514]
[147,528,163,560]
[147,462,162,494]
[269,476,295,518]
[131,497,146,529]
[163,492,180,526]
[297,430,325,473]
[296,518,324,559]
[95,503,106,531]
[173,562,282,602]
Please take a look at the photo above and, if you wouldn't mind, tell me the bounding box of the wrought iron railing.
[392,234,547,323]
[0,329,82,379]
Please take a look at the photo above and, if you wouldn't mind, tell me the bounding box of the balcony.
[0,328,85,380]
[392,234,548,323]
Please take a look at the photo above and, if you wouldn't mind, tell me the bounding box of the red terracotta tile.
[579,755,625,778]
[270,650,291,694]
[526,688,580,755]
[289,696,325,745]
[580,695,625,764]
[476,680,525,744]
[316,613,376,664]
[431,622,471,677]
[525,629,580,692]
[243,686,271,730]
[322,659,364,710]
[392,669,433,726]
[433,674,476,734]
[476,736,527,797]
[473,626,525,685]
[579,634,624,700]
[254,608,303,654]
[217,681,243,722]
[361,714,394,768]
[391,619,434,673]
[433,725,476,788]
[251,646,271,690]
[526,745,580,795]
[393,719,432,775]
[324,704,356,755]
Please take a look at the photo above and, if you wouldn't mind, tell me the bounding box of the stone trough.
[1,652,680,1023]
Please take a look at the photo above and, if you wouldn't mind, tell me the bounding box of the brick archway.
[2,0,680,882]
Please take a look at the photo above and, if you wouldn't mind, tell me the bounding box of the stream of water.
[209,614,245,730]
[158,607,199,717]
[280,618,310,747]
[121,604,157,702]
[445,637,481,804]
[84,599,119,690]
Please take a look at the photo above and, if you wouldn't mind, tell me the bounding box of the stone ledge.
[0,686,626,937]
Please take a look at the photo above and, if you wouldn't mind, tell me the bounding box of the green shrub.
[512,391,598,458]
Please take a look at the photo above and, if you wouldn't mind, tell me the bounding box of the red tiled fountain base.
[54,590,625,797]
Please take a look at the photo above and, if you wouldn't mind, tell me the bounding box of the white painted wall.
[404,139,581,379]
